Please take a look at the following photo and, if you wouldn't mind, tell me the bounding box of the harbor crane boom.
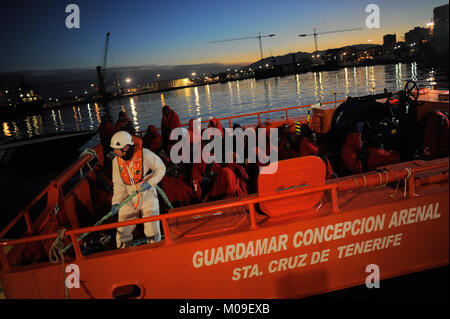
[103,32,111,75]
[299,27,362,54]
[210,32,276,69]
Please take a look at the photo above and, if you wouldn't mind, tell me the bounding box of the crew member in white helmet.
[110,130,166,248]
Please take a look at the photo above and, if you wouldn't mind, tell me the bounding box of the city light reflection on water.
[1,63,447,141]
[2,122,11,137]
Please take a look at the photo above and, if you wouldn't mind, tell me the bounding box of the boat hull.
[1,183,447,299]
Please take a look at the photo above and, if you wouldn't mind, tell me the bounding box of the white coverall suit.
[112,148,166,248]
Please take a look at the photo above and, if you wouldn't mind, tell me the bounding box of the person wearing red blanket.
[190,160,222,201]
[160,164,195,208]
[367,137,401,171]
[298,124,334,179]
[340,122,364,175]
[226,162,249,195]
[98,114,114,159]
[279,123,297,160]
[208,118,224,137]
[209,153,249,201]
[114,111,134,134]
[143,125,163,153]
[161,105,181,149]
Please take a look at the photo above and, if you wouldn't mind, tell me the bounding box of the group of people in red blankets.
[98,105,401,211]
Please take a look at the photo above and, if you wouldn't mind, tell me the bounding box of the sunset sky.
[0,0,446,72]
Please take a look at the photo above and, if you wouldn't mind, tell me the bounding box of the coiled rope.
[48,228,69,299]
[61,184,173,254]
[390,167,412,198]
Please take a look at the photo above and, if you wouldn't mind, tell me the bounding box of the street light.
[126,78,131,83]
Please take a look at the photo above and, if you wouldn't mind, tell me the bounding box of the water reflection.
[318,72,324,102]
[51,110,59,132]
[87,103,94,130]
[295,74,302,104]
[395,63,403,90]
[73,106,80,131]
[344,68,349,95]
[368,66,376,94]
[236,81,242,106]
[94,103,101,123]
[313,72,318,100]
[411,62,418,82]
[57,109,64,131]
[194,87,200,107]
[130,97,140,132]
[205,85,212,109]
[228,82,233,100]
[25,116,33,138]
[2,122,11,137]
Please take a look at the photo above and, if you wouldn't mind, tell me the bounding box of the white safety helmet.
[110,131,134,149]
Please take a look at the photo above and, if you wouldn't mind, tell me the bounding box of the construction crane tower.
[299,27,362,55]
[210,32,276,69]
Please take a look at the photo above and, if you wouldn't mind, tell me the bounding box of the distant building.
[324,47,359,64]
[383,34,396,49]
[404,27,429,45]
[433,4,449,41]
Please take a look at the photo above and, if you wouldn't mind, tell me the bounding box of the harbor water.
[1,62,448,143]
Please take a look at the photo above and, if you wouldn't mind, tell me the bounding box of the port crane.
[210,32,276,69]
[99,32,121,96]
[103,32,111,73]
[299,27,362,55]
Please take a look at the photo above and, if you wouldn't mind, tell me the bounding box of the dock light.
[84,91,88,94]
[156,74,160,78]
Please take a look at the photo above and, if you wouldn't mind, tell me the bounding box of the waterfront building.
[433,4,449,42]
[383,34,397,50]
[405,27,429,45]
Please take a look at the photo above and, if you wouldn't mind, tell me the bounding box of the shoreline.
[44,57,448,110]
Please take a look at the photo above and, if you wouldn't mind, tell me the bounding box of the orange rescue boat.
[0,84,448,299]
